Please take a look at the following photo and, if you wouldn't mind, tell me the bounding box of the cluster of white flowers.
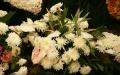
[77,18,89,30]
[4,0,42,14]
[9,18,47,33]
[0,10,7,17]
[6,32,22,47]
[0,22,8,35]
[50,2,63,13]
[17,58,27,66]
[96,32,120,62]
[68,61,81,73]
[79,65,92,75]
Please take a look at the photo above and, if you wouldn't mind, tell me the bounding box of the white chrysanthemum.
[77,18,89,29]
[40,57,53,69]
[50,2,63,13]
[0,22,8,35]
[67,48,80,61]
[68,61,80,73]
[73,36,86,49]
[53,60,64,70]
[65,33,75,41]
[5,0,42,14]
[9,19,35,32]
[0,63,9,71]
[81,32,93,39]
[0,71,4,75]
[34,20,47,32]
[28,32,39,46]
[17,25,35,32]
[21,18,34,26]
[15,66,28,75]
[61,51,71,64]
[0,10,7,17]
[6,32,22,47]
[56,37,68,49]
[47,49,59,60]
[79,65,92,75]
[81,45,90,56]
[17,58,27,66]
[47,31,61,39]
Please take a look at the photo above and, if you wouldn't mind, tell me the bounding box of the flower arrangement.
[0,2,120,75]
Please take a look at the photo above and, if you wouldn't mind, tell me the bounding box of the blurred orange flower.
[1,51,12,63]
[106,0,120,20]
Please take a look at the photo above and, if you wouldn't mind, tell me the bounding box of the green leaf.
[60,7,68,25]
[96,63,104,71]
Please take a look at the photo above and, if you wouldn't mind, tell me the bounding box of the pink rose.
[31,47,46,64]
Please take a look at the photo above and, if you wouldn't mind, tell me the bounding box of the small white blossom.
[61,51,71,64]
[47,31,61,39]
[14,66,28,75]
[65,33,75,41]
[0,22,8,35]
[81,32,93,39]
[56,37,68,49]
[77,18,89,29]
[79,65,92,75]
[68,61,81,73]
[81,45,90,56]
[50,2,63,13]
[73,36,86,49]
[17,58,27,66]
[40,57,53,69]
[6,32,22,47]
[67,48,80,61]
[53,60,64,70]
[0,10,7,17]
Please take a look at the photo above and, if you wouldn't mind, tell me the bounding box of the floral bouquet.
[0,1,120,75]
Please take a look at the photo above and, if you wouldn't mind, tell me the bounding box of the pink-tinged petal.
[31,47,46,64]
